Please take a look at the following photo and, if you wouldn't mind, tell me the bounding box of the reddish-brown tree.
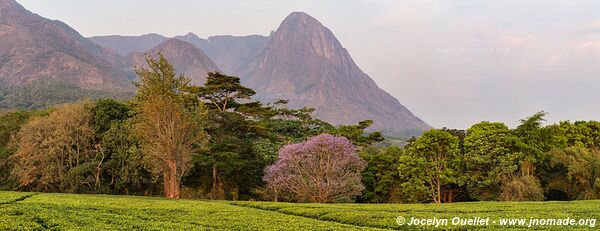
[134,55,206,199]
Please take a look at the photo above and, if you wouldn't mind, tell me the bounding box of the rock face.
[126,38,221,85]
[0,0,131,91]
[175,33,269,75]
[241,12,430,136]
[89,33,167,56]
[7,1,429,136]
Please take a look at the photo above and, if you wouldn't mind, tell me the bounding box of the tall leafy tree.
[189,72,268,199]
[134,55,207,199]
[513,111,558,191]
[464,122,523,201]
[359,146,404,203]
[548,146,600,200]
[399,129,465,203]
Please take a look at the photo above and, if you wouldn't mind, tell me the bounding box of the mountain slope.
[241,12,430,136]
[175,33,269,75]
[126,38,221,85]
[0,0,131,91]
[89,33,167,56]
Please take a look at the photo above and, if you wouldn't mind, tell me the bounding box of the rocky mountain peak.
[267,12,345,62]
[242,12,430,137]
[281,12,322,28]
[155,38,195,50]
[126,38,220,85]
[181,32,200,39]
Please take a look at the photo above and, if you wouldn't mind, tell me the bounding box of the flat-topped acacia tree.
[187,72,271,200]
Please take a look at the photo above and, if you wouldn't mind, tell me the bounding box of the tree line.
[0,55,598,203]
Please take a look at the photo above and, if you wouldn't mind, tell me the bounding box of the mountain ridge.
[126,38,221,85]
[240,12,430,136]
[0,0,132,91]
[4,2,429,136]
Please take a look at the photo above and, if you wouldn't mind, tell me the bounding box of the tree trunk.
[164,161,180,199]
[170,160,180,199]
[436,177,442,204]
[163,169,171,198]
[209,164,224,199]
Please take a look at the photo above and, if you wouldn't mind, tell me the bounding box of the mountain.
[126,38,221,85]
[90,32,269,76]
[0,0,131,92]
[175,33,269,75]
[15,3,429,136]
[90,33,167,56]
[241,12,430,137]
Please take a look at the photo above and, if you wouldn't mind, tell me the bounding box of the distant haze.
[17,0,600,129]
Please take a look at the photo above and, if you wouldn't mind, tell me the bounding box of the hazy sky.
[17,0,600,129]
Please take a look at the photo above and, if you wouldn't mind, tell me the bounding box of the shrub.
[499,162,544,201]
[499,175,544,201]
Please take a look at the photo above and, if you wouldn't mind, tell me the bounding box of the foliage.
[329,120,384,147]
[133,54,191,102]
[0,110,35,190]
[359,146,404,203]
[399,129,465,203]
[189,72,269,200]
[92,99,130,135]
[194,110,266,200]
[548,146,600,200]
[10,102,97,192]
[100,119,157,195]
[191,72,257,112]
[3,54,600,206]
[0,79,132,110]
[134,55,207,199]
[264,134,367,203]
[464,122,523,201]
[499,175,545,202]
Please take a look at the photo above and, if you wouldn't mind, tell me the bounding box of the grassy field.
[0,191,598,230]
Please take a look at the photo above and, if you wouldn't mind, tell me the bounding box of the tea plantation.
[0,191,598,230]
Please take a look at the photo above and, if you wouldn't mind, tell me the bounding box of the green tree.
[99,120,154,195]
[329,120,384,148]
[399,129,464,203]
[548,147,600,200]
[359,146,404,203]
[92,99,130,135]
[513,111,558,193]
[464,122,522,201]
[514,112,554,164]
[189,72,268,200]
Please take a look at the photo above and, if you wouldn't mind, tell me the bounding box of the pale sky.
[17,0,600,129]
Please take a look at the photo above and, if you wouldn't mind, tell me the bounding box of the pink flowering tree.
[263,134,367,203]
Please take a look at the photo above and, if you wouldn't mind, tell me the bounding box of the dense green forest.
[0,79,133,109]
[0,55,598,203]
